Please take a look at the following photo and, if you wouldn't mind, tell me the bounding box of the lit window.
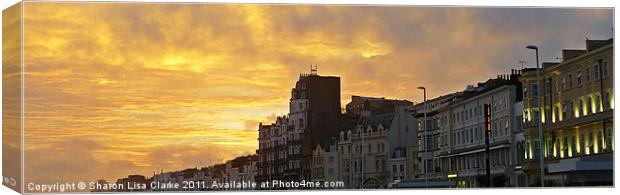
[552,106,558,123]
[576,70,582,85]
[574,99,581,118]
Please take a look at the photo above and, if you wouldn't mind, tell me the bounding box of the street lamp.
[417,86,428,188]
[526,45,545,187]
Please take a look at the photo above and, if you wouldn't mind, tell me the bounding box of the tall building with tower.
[257,67,344,184]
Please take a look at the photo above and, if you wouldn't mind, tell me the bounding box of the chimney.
[562,49,587,61]
[586,39,613,51]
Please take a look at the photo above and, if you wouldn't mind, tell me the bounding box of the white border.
[1,1,618,195]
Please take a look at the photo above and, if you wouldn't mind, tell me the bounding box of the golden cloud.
[13,2,611,185]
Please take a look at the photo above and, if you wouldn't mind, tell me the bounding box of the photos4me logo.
[3,176,16,187]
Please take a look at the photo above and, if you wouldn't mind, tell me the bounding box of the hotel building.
[519,39,613,186]
[257,70,343,184]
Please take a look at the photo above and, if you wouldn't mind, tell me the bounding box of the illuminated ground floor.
[523,118,613,186]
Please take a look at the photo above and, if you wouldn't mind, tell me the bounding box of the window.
[575,99,582,117]
[568,74,573,88]
[532,83,539,96]
[579,133,585,155]
[400,164,405,172]
[465,109,469,120]
[554,79,559,92]
[604,91,612,110]
[523,85,528,97]
[563,136,568,158]
[597,129,604,153]
[533,140,541,160]
[594,95,601,113]
[525,141,530,159]
[576,70,582,85]
[603,61,609,78]
[585,68,591,82]
[588,131,594,154]
[561,77,567,91]
[594,64,600,80]
[545,137,552,158]
[567,101,574,119]
[562,103,567,121]
[570,136,576,157]
[605,128,613,151]
[504,120,509,135]
[393,165,397,172]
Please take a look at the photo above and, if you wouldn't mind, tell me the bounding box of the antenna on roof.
[310,63,318,75]
[518,60,526,69]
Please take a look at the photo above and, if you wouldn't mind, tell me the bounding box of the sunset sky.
[14,2,612,184]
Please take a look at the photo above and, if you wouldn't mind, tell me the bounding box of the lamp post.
[417,86,428,188]
[526,45,545,187]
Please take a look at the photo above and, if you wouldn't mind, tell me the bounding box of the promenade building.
[256,116,291,182]
[399,71,525,188]
[257,70,343,184]
[519,38,613,186]
[410,92,462,181]
[337,96,414,188]
[311,144,339,184]
[434,73,524,187]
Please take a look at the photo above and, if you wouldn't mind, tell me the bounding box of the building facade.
[257,71,343,184]
[519,39,613,186]
[435,74,523,187]
[337,97,414,188]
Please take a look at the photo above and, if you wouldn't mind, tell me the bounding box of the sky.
[10,2,612,186]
